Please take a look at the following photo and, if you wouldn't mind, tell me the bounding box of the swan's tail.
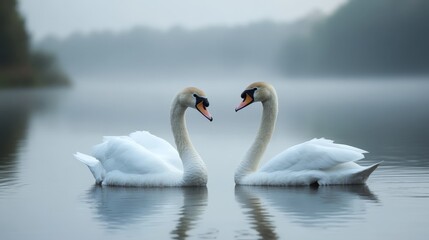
[74,152,105,185]
[353,162,381,183]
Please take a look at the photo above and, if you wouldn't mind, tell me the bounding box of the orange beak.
[235,93,254,112]
[196,101,213,121]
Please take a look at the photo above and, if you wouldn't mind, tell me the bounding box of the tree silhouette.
[281,0,429,76]
[0,0,68,87]
[0,0,30,67]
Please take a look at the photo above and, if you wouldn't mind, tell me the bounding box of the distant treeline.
[37,20,314,75]
[37,0,429,77]
[0,0,69,87]
[281,0,429,76]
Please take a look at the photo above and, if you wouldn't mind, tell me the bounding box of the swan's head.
[179,87,213,121]
[235,82,273,111]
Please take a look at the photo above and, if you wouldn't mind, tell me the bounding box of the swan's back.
[92,133,182,175]
[129,131,182,170]
[260,138,367,172]
[238,138,380,186]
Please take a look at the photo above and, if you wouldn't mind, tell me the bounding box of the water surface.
[1,76,429,239]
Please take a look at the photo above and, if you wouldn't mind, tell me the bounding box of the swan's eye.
[194,95,209,109]
[193,94,197,97]
[241,88,257,100]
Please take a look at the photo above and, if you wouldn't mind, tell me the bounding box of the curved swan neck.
[235,89,278,183]
[170,96,207,186]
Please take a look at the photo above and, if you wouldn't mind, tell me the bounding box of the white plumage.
[75,131,182,187]
[235,82,380,186]
[75,87,212,187]
[240,138,379,185]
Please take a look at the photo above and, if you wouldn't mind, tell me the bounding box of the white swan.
[234,82,380,186]
[74,87,212,187]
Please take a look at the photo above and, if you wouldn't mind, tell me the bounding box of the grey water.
[1,75,429,239]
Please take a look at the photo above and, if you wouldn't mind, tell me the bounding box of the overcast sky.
[19,0,346,40]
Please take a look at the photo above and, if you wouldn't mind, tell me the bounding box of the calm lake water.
[1,75,429,239]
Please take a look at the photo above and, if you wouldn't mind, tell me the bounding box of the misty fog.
[34,0,429,79]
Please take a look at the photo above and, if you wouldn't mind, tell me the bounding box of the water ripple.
[235,184,380,231]
[83,186,208,238]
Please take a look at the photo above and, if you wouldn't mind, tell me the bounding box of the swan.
[74,87,212,187]
[234,82,380,186]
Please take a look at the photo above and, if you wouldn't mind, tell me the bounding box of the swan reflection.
[85,186,207,238]
[235,185,379,232]
[235,187,279,240]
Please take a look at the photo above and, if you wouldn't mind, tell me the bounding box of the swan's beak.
[196,101,213,121]
[235,93,254,112]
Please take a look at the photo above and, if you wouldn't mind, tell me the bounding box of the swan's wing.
[129,131,182,170]
[92,136,179,175]
[260,138,367,172]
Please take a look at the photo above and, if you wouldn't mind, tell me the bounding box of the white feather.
[74,88,208,187]
[74,152,105,184]
[235,82,380,186]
